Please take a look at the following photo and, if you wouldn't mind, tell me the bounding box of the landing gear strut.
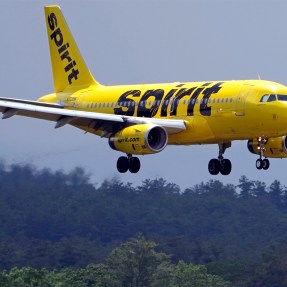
[208,142,232,176]
[255,138,270,170]
[117,154,141,173]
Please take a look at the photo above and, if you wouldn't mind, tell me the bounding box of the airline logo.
[47,13,79,84]
[114,82,224,117]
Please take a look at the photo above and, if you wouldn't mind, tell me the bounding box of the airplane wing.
[0,98,186,135]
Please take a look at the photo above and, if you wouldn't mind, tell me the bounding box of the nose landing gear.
[255,138,270,170]
[208,142,232,176]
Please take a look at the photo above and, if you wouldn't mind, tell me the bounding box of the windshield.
[277,94,287,101]
[259,94,287,102]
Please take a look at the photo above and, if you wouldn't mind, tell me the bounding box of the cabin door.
[235,85,252,116]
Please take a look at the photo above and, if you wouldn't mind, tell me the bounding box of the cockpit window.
[277,94,287,101]
[259,93,287,103]
[260,95,269,102]
[267,94,277,102]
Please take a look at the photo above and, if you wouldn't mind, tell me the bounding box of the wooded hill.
[0,162,287,286]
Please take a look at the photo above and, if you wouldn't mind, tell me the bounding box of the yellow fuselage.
[38,79,287,145]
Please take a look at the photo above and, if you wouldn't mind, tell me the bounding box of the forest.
[0,162,287,286]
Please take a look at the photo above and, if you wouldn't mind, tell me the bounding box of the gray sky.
[0,0,287,189]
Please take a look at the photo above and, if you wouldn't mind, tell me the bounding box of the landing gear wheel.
[262,159,270,170]
[256,159,263,170]
[208,159,220,175]
[208,143,232,176]
[255,137,270,171]
[129,157,141,173]
[117,155,141,173]
[220,159,232,175]
[117,156,129,173]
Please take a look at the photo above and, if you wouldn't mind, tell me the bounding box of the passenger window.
[99,103,101,108]
[230,98,233,103]
[87,104,90,108]
[267,94,276,102]
[225,98,228,103]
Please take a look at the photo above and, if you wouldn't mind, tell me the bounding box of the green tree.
[104,234,172,287]
[44,268,86,287]
[171,261,231,287]
[252,181,267,197]
[75,264,109,287]
[138,178,180,194]
[6,267,49,287]
[269,180,284,209]
[238,175,254,199]
[0,272,10,287]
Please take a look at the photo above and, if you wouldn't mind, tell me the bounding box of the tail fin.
[44,6,99,92]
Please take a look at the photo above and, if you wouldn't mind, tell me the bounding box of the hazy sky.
[1,0,287,188]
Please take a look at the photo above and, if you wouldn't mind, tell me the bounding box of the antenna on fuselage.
[257,74,261,80]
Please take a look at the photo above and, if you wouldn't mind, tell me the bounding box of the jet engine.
[109,124,168,155]
[247,136,287,158]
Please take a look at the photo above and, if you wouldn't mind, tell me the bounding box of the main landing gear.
[208,143,232,176]
[117,154,141,173]
[255,138,270,170]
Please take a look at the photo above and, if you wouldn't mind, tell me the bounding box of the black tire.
[208,159,220,175]
[220,159,232,175]
[117,156,129,173]
[262,159,270,170]
[129,157,141,173]
[256,159,263,170]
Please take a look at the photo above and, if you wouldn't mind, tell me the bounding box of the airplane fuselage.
[38,79,287,145]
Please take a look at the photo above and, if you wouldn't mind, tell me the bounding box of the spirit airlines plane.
[1,6,287,176]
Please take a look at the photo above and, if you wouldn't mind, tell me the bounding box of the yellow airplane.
[1,5,287,176]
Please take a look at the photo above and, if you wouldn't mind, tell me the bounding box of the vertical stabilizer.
[44,6,99,92]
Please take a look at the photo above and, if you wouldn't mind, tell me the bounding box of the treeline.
[1,162,287,285]
[0,235,230,287]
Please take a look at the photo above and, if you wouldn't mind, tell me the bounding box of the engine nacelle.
[247,136,287,158]
[109,124,168,155]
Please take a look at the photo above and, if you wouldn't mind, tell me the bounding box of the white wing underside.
[0,98,186,135]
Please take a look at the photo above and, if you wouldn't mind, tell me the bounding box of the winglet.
[44,6,99,92]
